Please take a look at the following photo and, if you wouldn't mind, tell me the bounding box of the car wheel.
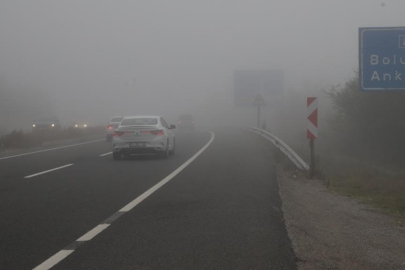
[169,139,175,155]
[161,140,170,159]
[113,152,121,160]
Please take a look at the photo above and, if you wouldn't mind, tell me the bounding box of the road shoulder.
[277,167,405,270]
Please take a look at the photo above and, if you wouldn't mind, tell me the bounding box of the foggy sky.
[1,0,404,128]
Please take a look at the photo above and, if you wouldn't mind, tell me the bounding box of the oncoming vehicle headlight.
[51,124,55,127]
[32,124,36,127]
[84,124,87,127]
[75,124,78,128]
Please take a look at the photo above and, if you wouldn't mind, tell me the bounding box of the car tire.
[169,139,175,155]
[113,152,121,160]
[160,140,170,159]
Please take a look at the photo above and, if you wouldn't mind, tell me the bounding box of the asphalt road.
[0,128,297,270]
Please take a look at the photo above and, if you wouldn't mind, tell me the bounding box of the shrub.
[325,74,405,167]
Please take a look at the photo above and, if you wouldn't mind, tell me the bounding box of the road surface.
[0,128,297,270]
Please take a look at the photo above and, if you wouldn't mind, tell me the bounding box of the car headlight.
[75,124,78,128]
[33,124,36,127]
[84,124,87,127]
[51,124,55,127]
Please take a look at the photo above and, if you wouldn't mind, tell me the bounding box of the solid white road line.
[76,224,110,241]
[119,131,215,212]
[24,164,74,179]
[0,139,104,161]
[99,152,112,157]
[32,131,215,270]
[32,250,74,270]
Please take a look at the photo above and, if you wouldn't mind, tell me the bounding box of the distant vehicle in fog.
[71,121,89,129]
[177,114,195,130]
[112,115,176,160]
[32,116,61,133]
[106,116,124,141]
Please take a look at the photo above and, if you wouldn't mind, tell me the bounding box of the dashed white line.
[0,139,104,161]
[76,224,110,241]
[24,164,74,179]
[32,131,215,270]
[32,250,74,270]
[99,152,112,157]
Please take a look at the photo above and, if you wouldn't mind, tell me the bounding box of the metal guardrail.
[246,127,310,171]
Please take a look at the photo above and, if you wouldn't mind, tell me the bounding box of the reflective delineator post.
[307,97,318,178]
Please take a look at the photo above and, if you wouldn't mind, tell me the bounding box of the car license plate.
[130,142,146,147]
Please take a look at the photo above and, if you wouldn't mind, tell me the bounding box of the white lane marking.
[0,139,104,161]
[120,131,215,212]
[32,250,74,270]
[32,131,215,270]
[24,164,74,179]
[76,224,110,241]
[99,152,112,157]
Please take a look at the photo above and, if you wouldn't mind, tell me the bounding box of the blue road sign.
[234,70,284,106]
[359,27,405,91]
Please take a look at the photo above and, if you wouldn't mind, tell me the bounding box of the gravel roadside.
[278,168,405,270]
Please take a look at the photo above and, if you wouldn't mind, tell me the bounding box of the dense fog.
[1,0,404,132]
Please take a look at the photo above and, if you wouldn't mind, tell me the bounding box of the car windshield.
[120,118,158,126]
[110,117,124,122]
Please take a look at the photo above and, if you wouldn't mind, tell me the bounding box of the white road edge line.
[32,250,74,270]
[119,131,215,212]
[76,224,110,241]
[0,139,104,161]
[31,131,215,270]
[24,164,74,179]
[99,152,112,157]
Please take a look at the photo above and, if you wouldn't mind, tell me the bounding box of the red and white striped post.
[307,97,318,178]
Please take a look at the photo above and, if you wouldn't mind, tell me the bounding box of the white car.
[106,116,124,141]
[112,115,176,160]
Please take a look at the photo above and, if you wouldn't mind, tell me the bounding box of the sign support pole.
[253,94,265,128]
[309,138,315,178]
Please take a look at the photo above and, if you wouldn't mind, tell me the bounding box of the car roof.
[109,116,124,121]
[122,115,161,119]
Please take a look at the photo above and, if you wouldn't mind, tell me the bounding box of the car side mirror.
[170,125,176,129]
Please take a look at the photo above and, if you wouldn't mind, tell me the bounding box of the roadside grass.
[328,168,405,220]
[312,150,405,222]
[270,137,405,225]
